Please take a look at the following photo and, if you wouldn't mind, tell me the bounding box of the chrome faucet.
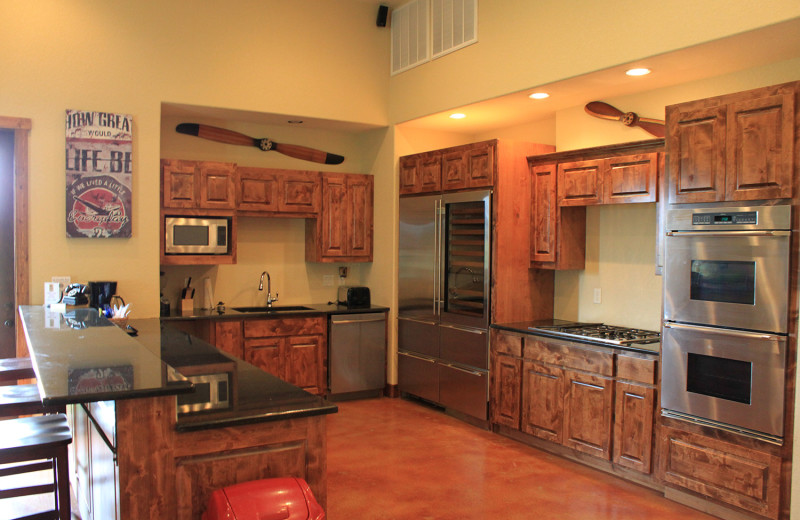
[258,271,279,307]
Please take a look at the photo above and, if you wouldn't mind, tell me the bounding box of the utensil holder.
[180,299,194,314]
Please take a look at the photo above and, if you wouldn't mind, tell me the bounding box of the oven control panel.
[691,211,757,226]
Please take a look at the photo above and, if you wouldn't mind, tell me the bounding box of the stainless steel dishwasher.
[328,312,386,400]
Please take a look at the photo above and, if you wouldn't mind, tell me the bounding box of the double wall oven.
[662,204,792,443]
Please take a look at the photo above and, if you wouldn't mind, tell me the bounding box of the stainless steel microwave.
[165,216,229,255]
[177,372,231,414]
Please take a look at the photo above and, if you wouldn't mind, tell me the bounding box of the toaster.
[338,286,370,308]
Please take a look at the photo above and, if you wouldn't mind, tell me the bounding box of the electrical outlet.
[323,275,334,287]
[593,288,602,304]
[52,276,71,289]
[338,266,348,278]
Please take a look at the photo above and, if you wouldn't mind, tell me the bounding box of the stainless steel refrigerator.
[397,190,491,420]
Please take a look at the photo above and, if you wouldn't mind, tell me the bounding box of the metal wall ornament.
[65,109,133,238]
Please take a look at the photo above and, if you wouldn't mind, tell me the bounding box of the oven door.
[661,322,786,440]
[663,230,790,333]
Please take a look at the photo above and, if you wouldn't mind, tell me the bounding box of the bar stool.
[0,413,72,520]
[0,357,35,384]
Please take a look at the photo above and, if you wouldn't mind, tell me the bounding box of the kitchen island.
[19,305,337,520]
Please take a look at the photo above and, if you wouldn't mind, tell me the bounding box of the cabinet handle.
[666,230,790,237]
[332,317,386,325]
[398,317,437,327]
[399,351,436,364]
[663,321,782,341]
[439,323,486,335]
[440,362,484,377]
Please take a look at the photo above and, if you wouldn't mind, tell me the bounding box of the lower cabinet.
[659,426,782,520]
[243,316,326,395]
[491,330,657,476]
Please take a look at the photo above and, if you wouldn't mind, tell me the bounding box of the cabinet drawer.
[491,330,522,357]
[615,355,656,385]
[244,316,325,338]
[660,426,781,519]
[438,363,488,420]
[524,337,613,376]
[440,325,487,370]
[398,318,439,358]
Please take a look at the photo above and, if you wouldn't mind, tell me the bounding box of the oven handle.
[663,322,784,341]
[666,230,790,237]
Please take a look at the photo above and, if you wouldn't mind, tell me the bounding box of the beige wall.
[0,0,390,317]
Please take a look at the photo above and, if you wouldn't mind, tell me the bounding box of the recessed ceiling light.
[529,92,550,100]
[449,113,466,119]
[287,120,304,124]
[625,68,651,77]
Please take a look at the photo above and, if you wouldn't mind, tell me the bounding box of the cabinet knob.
[4,320,13,328]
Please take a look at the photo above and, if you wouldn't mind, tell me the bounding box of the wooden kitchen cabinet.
[305,172,373,262]
[400,140,498,195]
[530,162,586,269]
[243,316,326,395]
[489,329,523,429]
[666,81,797,203]
[521,360,565,443]
[613,354,657,474]
[659,425,782,519]
[563,369,614,460]
[162,159,236,210]
[214,320,244,359]
[236,167,321,216]
[557,153,658,206]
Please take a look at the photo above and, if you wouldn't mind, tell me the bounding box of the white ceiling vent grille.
[391,0,430,75]
[431,0,477,59]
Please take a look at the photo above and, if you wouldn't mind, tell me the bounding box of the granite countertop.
[491,319,660,355]
[19,305,193,406]
[19,305,338,430]
[162,302,389,321]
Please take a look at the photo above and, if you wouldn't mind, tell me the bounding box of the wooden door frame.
[0,116,30,357]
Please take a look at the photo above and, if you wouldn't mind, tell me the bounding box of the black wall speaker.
[376,5,389,27]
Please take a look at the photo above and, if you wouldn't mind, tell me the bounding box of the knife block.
[180,298,194,314]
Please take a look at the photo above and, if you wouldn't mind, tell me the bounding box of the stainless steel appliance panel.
[438,363,488,419]
[329,313,386,396]
[661,322,786,438]
[398,317,439,358]
[664,206,791,333]
[439,324,488,370]
[397,351,439,403]
[399,195,440,321]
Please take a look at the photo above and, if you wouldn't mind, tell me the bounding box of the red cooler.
[202,477,326,520]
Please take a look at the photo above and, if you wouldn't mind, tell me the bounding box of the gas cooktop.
[528,323,660,347]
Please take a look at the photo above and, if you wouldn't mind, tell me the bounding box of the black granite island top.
[19,305,193,406]
[19,305,338,431]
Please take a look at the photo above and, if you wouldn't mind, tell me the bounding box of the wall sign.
[65,109,132,238]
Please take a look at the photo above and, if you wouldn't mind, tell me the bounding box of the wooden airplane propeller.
[584,102,665,138]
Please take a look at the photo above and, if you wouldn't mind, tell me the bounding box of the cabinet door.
[399,155,421,195]
[530,164,557,264]
[198,161,235,209]
[557,159,603,206]
[491,353,521,429]
[245,337,283,379]
[286,334,323,394]
[667,105,727,203]
[466,143,494,188]
[612,381,655,474]
[90,421,120,519]
[563,370,613,460]
[347,174,373,259]
[278,171,320,214]
[726,92,794,201]
[162,159,198,208]
[236,167,280,212]
[441,149,468,191]
[320,174,348,257]
[603,153,658,204]
[214,320,243,359]
[521,361,564,443]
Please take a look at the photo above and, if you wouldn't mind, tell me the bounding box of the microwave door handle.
[666,230,791,237]
[663,322,782,341]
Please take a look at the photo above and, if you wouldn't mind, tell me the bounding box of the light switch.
[593,288,602,304]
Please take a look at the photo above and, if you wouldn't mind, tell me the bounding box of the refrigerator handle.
[434,198,441,316]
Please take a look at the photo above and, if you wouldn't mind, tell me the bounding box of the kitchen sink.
[232,305,314,313]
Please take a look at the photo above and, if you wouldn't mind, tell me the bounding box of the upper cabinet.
[399,141,496,195]
[162,159,236,210]
[528,139,664,270]
[666,81,798,203]
[236,167,321,216]
[305,173,374,262]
